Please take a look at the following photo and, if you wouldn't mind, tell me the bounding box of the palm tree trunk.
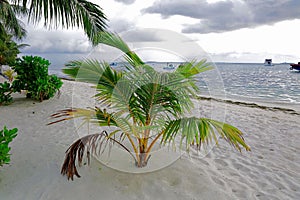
[134,137,148,167]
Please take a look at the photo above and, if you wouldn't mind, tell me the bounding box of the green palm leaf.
[93,31,144,67]
[175,59,213,78]
[0,0,27,39]
[63,60,123,87]
[162,117,251,152]
[48,107,119,127]
[8,0,107,42]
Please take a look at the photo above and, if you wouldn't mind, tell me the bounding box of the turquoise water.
[49,62,300,108]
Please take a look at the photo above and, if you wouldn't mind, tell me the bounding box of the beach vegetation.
[0,126,18,166]
[0,33,28,78]
[0,34,20,66]
[0,34,27,70]
[1,0,107,43]
[0,81,13,105]
[3,69,16,82]
[50,32,251,180]
[0,0,26,40]
[12,55,63,101]
[1,55,62,105]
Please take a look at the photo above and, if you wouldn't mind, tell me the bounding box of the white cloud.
[194,19,300,62]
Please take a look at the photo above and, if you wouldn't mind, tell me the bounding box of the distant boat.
[163,63,175,70]
[264,59,273,66]
[290,62,300,71]
[109,62,118,67]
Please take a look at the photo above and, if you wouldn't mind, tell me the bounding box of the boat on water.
[264,59,273,66]
[163,63,175,70]
[290,62,300,71]
[109,62,118,67]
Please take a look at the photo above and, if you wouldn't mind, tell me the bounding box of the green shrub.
[27,74,63,101]
[46,75,63,99]
[0,126,18,166]
[0,82,13,105]
[11,55,63,101]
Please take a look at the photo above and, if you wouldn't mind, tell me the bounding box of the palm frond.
[10,2,28,15]
[126,66,196,115]
[61,131,136,180]
[48,108,95,125]
[11,0,107,43]
[175,59,213,93]
[175,59,213,78]
[93,31,144,67]
[48,107,137,138]
[93,31,131,54]
[162,117,251,152]
[48,107,118,127]
[17,42,29,48]
[206,119,251,151]
[63,60,123,86]
[0,0,26,39]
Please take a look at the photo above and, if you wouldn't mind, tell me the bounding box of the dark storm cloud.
[21,24,160,56]
[22,18,136,54]
[114,0,135,5]
[142,0,300,33]
[21,28,91,54]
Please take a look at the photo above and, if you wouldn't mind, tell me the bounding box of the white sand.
[0,79,299,200]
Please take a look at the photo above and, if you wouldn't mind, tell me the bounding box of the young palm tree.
[1,0,107,43]
[49,32,251,180]
[0,34,28,75]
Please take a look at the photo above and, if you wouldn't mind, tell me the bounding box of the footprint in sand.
[211,176,225,187]
[214,158,229,167]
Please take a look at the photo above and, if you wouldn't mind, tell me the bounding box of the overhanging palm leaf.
[50,31,251,180]
[6,0,107,42]
[63,60,123,86]
[92,31,144,66]
[0,0,27,39]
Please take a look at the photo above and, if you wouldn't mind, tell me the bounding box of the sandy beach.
[0,79,299,200]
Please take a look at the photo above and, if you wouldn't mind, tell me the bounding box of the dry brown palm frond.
[61,131,136,180]
[48,108,94,125]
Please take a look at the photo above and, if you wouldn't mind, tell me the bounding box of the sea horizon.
[46,61,300,115]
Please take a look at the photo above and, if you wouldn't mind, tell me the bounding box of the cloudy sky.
[21,0,300,67]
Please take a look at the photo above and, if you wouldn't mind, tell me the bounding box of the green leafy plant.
[3,69,16,82]
[0,126,18,166]
[0,34,25,66]
[0,33,28,76]
[0,81,13,105]
[41,74,63,100]
[50,32,251,180]
[12,55,62,101]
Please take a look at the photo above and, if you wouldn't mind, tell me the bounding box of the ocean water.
[197,63,300,104]
[49,62,300,110]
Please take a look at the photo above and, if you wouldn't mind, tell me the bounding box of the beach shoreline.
[0,79,299,200]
